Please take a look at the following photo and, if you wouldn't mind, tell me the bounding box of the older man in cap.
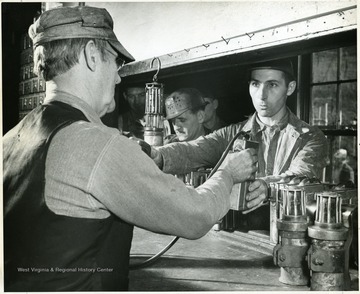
[148,59,328,229]
[164,88,210,144]
[3,5,259,292]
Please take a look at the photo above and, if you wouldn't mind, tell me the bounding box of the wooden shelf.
[119,6,356,82]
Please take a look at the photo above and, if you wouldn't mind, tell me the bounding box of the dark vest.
[3,101,134,291]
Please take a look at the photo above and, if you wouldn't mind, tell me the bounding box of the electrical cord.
[129,131,250,270]
[207,131,250,178]
[130,236,179,270]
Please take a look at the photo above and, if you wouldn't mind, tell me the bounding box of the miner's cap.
[165,89,208,120]
[28,6,135,63]
[249,59,295,80]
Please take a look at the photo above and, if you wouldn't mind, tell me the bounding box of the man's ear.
[197,110,205,124]
[213,99,219,110]
[83,40,98,72]
[287,81,297,96]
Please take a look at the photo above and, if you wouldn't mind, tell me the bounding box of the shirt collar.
[44,89,103,124]
[255,109,289,132]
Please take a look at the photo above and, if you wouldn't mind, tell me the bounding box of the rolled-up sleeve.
[158,124,240,175]
[89,134,234,240]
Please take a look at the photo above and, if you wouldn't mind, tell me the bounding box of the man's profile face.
[171,110,204,142]
[203,98,217,123]
[249,69,295,118]
[98,44,121,117]
[334,150,347,166]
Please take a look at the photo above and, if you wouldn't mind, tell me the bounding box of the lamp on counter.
[307,191,350,291]
[273,178,311,286]
[144,57,165,146]
[269,176,294,244]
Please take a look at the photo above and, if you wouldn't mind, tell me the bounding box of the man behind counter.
[118,86,146,139]
[202,92,227,132]
[164,88,210,144]
[148,59,328,227]
[3,6,261,292]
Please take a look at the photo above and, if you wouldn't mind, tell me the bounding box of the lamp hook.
[150,57,161,82]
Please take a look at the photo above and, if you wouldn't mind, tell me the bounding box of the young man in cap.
[164,88,210,144]
[3,6,260,292]
[148,59,328,227]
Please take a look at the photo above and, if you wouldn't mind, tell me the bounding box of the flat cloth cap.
[28,6,135,63]
[249,59,295,80]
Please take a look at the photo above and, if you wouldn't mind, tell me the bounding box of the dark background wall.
[2,3,41,134]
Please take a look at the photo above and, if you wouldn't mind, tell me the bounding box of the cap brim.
[165,108,190,120]
[250,66,294,79]
[165,101,208,120]
[108,40,135,63]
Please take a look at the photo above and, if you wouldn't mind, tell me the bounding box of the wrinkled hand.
[128,137,152,158]
[219,148,258,183]
[242,179,269,214]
